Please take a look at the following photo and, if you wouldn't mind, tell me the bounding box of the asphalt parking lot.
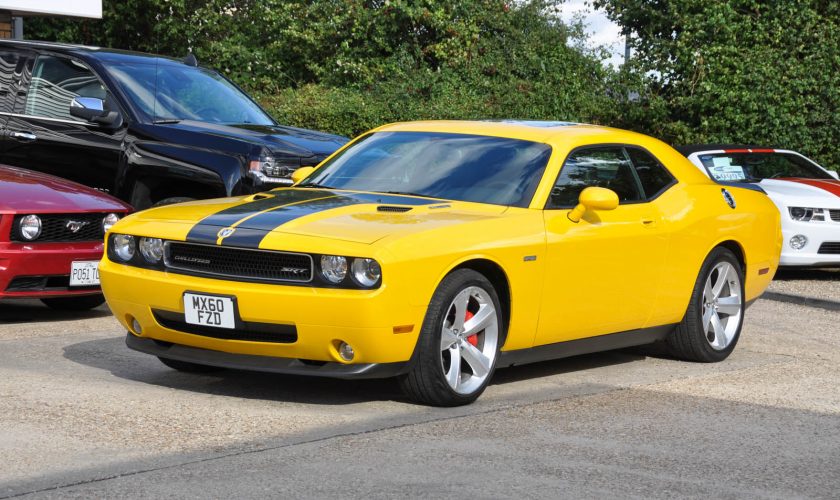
[0,270,838,499]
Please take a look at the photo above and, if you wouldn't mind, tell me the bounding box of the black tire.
[666,247,745,362]
[153,197,196,207]
[41,294,105,311]
[399,269,504,407]
[158,356,223,373]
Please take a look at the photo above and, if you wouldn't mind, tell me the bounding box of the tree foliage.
[595,0,840,168]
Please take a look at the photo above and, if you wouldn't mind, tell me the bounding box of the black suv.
[0,40,348,208]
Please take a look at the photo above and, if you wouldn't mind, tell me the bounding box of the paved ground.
[0,270,838,499]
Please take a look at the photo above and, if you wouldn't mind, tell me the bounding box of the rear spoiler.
[716,181,767,195]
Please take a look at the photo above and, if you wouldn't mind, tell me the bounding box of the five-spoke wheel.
[400,269,503,406]
[667,247,745,362]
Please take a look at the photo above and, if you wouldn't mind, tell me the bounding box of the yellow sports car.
[100,121,781,406]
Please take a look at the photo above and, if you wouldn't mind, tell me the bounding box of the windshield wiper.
[154,119,181,124]
[382,190,435,198]
[297,182,334,189]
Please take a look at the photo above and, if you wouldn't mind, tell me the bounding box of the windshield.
[697,152,832,182]
[301,132,552,207]
[106,62,274,125]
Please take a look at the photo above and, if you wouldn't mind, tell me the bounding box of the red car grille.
[10,213,107,243]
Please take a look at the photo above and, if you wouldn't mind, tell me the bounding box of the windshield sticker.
[712,157,732,167]
[709,164,747,181]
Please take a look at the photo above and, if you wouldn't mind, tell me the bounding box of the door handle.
[10,131,37,142]
[642,218,656,226]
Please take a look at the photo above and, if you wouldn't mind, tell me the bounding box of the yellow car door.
[535,145,675,345]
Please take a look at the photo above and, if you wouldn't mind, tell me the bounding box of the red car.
[0,165,131,310]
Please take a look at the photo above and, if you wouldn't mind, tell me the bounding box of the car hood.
[759,178,840,206]
[133,189,507,246]
[162,121,349,159]
[0,165,131,213]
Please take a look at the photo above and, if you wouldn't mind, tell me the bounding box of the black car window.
[23,55,106,121]
[547,146,643,208]
[0,51,21,113]
[626,147,676,199]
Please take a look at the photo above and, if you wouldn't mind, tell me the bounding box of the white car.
[680,145,840,267]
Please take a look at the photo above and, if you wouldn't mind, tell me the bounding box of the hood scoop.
[377,205,413,213]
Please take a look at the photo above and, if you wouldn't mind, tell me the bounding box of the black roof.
[0,39,191,67]
[675,144,777,156]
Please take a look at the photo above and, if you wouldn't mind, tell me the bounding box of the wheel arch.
[715,239,747,273]
[448,257,512,342]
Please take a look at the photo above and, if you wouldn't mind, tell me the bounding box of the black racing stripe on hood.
[212,191,438,249]
[185,189,334,244]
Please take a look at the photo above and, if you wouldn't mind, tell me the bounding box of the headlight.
[139,237,164,263]
[19,214,42,241]
[320,255,347,284]
[112,234,136,262]
[102,213,120,233]
[789,207,825,222]
[351,258,381,287]
[248,152,298,180]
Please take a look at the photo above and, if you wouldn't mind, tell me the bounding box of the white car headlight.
[320,255,348,284]
[102,213,121,233]
[351,258,382,287]
[789,207,824,222]
[139,237,164,263]
[112,234,136,262]
[19,214,42,241]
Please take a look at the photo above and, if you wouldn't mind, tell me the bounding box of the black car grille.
[5,275,98,292]
[164,242,313,283]
[829,210,840,222]
[817,242,840,255]
[153,309,297,343]
[10,213,106,243]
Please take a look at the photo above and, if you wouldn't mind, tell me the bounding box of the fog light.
[129,316,143,335]
[338,341,355,361]
[789,234,808,250]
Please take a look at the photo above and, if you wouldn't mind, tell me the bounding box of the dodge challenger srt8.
[680,145,840,267]
[100,121,781,406]
[0,165,130,309]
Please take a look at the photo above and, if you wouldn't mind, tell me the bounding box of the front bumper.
[780,222,840,267]
[126,334,408,378]
[0,241,104,299]
[100,259,426,368]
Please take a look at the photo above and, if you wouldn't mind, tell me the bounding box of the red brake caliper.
[465,310,478,346]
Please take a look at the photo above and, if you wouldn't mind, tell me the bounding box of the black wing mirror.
[70,96,122,128]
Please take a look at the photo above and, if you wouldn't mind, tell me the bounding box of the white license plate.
[70,261,100,286]
[184,293,236,329]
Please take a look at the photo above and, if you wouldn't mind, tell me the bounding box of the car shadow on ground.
[773,268,840,281]
[0,299,111,324]
[62,336,652,406]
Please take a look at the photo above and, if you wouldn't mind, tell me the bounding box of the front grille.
[817,242,840,254]
[11,213,106,242]
[165,242,313,283]
[153,309,297,343]
[829,210,840,222]
[5,275,98,292]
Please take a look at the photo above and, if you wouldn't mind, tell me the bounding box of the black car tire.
[399,269,503,407]
[158,356,223,373]
[666,247,745,363]
[41,294,106,311]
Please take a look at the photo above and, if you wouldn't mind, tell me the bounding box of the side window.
[0,51,20,113]
[24,55,105,121]
[548,146,643,208]
[626,147,676,199]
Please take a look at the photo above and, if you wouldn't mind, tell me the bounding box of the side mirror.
[568,187,619,223]
[291,166,316,185]
[828,170,839,180]
[70,96,122,127]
